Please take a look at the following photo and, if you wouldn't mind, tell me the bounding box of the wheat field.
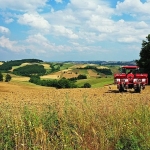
[0,82,150,149]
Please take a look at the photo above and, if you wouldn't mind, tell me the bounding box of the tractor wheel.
[135,84,141,93]
[119,84,124,92]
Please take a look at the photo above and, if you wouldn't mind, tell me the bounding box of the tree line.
[13,64,46,76]
[78,66,112,75]
[29,75,91,88]
[0,59,43,71]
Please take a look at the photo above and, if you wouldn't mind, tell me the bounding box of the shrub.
[0,72,3,81]
[5,74,11,82]
[83,83,91,88]
[77,74,87,79]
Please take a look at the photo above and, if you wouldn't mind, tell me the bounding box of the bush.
[29,76,77,88]
[83,83,91,88]
[77,74,87,80]
[5,74,11,82]
[0,72,3,81]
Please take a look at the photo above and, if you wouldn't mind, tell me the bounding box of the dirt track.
[0,82,150,112]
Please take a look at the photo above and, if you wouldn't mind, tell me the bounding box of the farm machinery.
[114,66,148,93]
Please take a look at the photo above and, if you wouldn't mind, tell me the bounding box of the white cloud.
[118,36,139,43]
[25,33,73,54]
[135,21,149,28]
[0,0,47,11]
[25,33,52,53]
[1,0,150,61]
[0,36,24,52]
[5,18,14,24]
[116,0,150,15]
[18,13,50,31]
[26,33,48,43]
[0,26,10,33]
[43,0,115,41]
[53,25,78,39]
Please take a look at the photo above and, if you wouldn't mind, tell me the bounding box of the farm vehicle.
[114,66,148,93]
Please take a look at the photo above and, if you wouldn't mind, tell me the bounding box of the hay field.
[0,81,150,112]
[88,69,100,77]
[0,82,150,149]
[41,69,79,79]
[41,74,59,79]
[42,63,51,69]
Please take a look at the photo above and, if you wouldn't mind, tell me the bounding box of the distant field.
[60,63,75,70]
[41,74,59,79]
[97,66,109,69]
[20,63,31,66]
[1,62,119,88]
[0,62,3,65]
[76,77,114,87]
[42,63,51,70]
[11,74,30,82]
[88,69,100,77]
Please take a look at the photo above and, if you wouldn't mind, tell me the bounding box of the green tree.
[5,74,12,82]
[83,83,91,88]
[136,34,150,84]
[0,72,3,81]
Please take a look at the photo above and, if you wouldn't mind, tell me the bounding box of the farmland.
[0,80,150,149]
[0,60,150,149]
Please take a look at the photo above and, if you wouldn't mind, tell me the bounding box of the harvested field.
[42,63,51,69]
[0,82,150,110]
[97,66,109,69]
[1,82,150,149]
[61,71,78,79]
[41,74,59,79]
[88,69,100,77]
[20,63,31,66]
[42,70,79,79]
[11,76,30,82]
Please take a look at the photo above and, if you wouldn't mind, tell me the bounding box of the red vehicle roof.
[122,66,139,69]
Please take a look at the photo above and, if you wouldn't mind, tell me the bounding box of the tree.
[5,74,12,82]
[136,34,150,84]
[77,74,87,80]
[0,72,3,81]
[83,83,91,88]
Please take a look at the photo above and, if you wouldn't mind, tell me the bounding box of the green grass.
[76,77,114,87]
[106,65,120,74]
[60,63,75,70]
[78,69,88,75]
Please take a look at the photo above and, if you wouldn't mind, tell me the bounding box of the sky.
[0,0,150,62]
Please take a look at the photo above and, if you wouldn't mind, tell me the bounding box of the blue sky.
[0,0,150,61]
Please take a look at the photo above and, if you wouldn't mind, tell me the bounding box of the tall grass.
[0,97,150,150]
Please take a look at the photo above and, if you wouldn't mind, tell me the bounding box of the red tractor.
[114,66,148,93]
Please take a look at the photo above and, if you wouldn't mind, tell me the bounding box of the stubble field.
[0,82,150,149]
[1,82,150,112]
